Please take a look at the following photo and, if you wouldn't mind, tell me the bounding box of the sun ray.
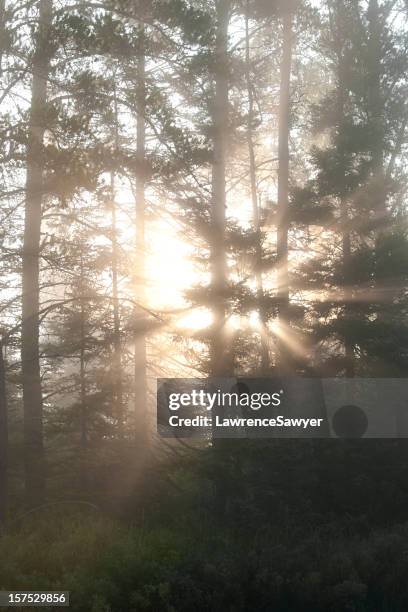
[269,320,310,360]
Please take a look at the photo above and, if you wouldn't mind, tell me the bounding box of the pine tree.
[293,0,408,376]
[22,0,53,508]
[210,0,231,377]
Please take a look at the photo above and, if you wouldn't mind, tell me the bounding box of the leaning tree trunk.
[276,9,293,374]
[210,0,230,379]
[245,5,269,374]
[21,0,52,508]
[0,340,8,526]
[134,23,148,443]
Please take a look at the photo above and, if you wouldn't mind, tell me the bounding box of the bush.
[2,506,408,611]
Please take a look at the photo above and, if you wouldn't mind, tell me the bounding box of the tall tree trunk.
[79,254,88,490]
[336,9,355,377]
[210,0,230,378]
[210,0,231,519]
[367,1,387,241]
[245,5,269,374]
[134,23,148,442]
[21,0,52,508]
[367,0,386,214]
[110,83,124,437]
[110,171,124,437]
[0,340,8,526]
[342,230,355,376]
[276,9,293,373]
[367,0,388,338]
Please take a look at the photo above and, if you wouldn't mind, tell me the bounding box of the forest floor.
[1,493,408,611]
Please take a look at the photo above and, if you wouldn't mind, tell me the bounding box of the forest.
[1,0,408,610]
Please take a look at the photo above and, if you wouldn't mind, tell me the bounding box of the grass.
[2,504,408,611]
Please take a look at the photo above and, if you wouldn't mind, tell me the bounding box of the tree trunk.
[210,0,231,519]
[134,23,148,442]
[110,171,124,437]
[276,9,293,373]
[21,0,52,508]
[245,5,269,374]
[342,230,355,376]
[210,0,230,378]
[367,0,388,336]
[110,83,124,437]
[79,254,88,490]
[367,1,387,237]
[336,14,355,377]
[0,340,8,526]
[367,0,386,213]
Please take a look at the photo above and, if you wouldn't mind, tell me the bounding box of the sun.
[176,308,213,330]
